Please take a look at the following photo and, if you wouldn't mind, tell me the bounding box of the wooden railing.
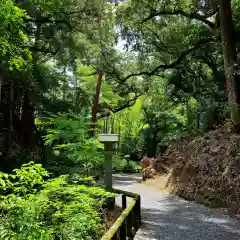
[112,168,142,173]
[101,188,141,240]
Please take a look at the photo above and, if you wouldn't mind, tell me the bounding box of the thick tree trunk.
[22,91,35,151]
[147,130,158,158]
[33,123,46,167]
[3,78,13,162]
[219,0,240,131]
[0,69,2,104]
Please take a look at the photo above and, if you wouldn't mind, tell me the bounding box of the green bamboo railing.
[101,188,141,240]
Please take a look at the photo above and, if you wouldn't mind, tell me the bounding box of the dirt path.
[113,173,240,240]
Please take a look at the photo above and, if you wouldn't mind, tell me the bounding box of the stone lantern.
[98,134,119,191]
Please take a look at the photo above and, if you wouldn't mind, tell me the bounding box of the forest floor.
[103,205,122,231]
[113,173,240,240]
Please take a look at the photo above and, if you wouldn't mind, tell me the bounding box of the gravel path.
[113,173,240,240]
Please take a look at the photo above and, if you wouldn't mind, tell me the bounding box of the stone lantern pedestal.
[98,134,119,191]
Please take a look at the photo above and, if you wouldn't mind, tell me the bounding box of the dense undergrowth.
[0,113,141,239]
[39,113,141,178]
[0,162,115,240]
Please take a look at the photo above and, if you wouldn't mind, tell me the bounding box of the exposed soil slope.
[151,122,240,216]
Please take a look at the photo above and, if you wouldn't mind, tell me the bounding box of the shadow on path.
[113,173,240,240]
[113,173,141,187]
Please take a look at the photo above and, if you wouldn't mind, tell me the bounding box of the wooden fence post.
[122,195,127,210]
[101,189,141,240]
[126,211,133,238]
[136,196,141,226]
[120,219,126,240]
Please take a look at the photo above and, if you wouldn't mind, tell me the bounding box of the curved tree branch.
[200,55,219,79]
[107,37,219,83]
[142,10,215,29]
[98,93,143,118]
[27,18,72,29]
[30,46,58,55]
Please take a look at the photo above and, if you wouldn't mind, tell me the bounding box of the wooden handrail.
[112,188,138,198]
[101,189,141,240]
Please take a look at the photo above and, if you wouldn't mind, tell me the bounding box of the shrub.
[112,156,142,172]
[40,113,105,177]
[0,161,48,196]
[0,163,116,240]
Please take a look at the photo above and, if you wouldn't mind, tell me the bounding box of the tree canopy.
[1,0,240,239]
[0,0,240,167]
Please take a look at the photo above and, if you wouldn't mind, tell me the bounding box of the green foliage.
[0,0,31,69]
[39,113,104,175]
[11,162,48,195]
[0,162,48,196]
[0,164,115,240]
[2,1,240,237]
[233,0,240,28]
[1,0,236,169]
[107,77,188,158]
[95,0,233,158]
[67,175,96,186]
[112,156,142,172]
[77,65,123,108]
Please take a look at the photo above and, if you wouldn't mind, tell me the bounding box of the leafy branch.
[99,93,143,118]
[107,37,219,83]
[142,10,216,29]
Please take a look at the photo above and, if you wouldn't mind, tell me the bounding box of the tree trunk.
[3,78,13,162]
[0,69,2,104]
[91,71,103,136]
[196,102,200,131]
[148,130,158,158]
[21,91,35,151]
[33,123,46,167]
[63,67,68,101]
[219,0,240,131]
[186,95,190,127]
